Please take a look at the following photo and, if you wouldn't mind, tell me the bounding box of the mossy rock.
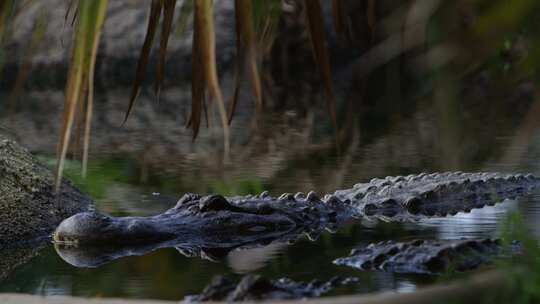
[0,133,92,246]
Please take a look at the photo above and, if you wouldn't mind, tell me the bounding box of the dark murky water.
[2,125,540,300]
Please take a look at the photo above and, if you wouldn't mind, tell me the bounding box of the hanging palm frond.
[155,0,176,101]
[52,0,344,189]
[192,0,230,158]
[123,0,162,124]
[55,0,108,191]
[303,0,340,150]
[228,0,263,124]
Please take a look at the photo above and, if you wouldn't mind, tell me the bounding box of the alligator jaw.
[52,211,178,246]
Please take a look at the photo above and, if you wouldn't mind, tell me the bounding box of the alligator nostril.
[199,195,232,212]
[53,233,63,242]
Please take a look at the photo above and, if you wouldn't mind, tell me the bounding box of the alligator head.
[53,192,354,267]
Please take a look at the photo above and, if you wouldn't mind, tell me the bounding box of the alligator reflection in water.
[53,172,539,268]
[334,238,519,275]
[185,275,359,302]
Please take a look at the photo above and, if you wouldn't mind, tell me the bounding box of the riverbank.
[0,133,91,245]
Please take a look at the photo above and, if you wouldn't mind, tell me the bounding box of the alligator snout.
[53,211,177,245]
[53,212,113,245]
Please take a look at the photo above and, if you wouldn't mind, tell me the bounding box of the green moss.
[38,156,133,199]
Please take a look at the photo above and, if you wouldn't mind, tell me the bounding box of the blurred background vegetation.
[1,0,539,193]
[0,0,540,218]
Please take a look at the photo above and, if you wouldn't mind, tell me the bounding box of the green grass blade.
[194,0,230,159]
[55,0,108,191]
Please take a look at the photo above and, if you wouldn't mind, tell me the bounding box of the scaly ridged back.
[333,172,540,218]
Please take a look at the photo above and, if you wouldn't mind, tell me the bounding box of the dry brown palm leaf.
[55,0,108,191]
[189,12,204,139]
[227,61,242,125]
[123,0,162,125]
[331,0,345,39]
[155,0,176,102]
[82,0,107,178]
[303,0,340,150]
[367,0,376,34]
[228,0,263,124]
[56,19,87,191]
[227,0,244,125]
[192,0,230,158]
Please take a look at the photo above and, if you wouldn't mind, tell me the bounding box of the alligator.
[53,172,540,266]
[334,238,519,274]
[185,275,359,302]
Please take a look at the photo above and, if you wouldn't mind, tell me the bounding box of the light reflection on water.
[396,281,417,293]
[414,199,519,240]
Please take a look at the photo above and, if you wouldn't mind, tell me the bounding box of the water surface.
[2,126,540,300]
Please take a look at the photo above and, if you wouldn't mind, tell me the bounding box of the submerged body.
[334,171,539,218]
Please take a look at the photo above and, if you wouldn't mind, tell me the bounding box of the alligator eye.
[404,197,422,214]
[199,195,231,212]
